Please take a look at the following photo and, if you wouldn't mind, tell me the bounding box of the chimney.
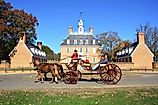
[137,32,145,44]
[68,26,73,35]
[89,27,94,35]
[19,32,26,43]
[37,42,42,50]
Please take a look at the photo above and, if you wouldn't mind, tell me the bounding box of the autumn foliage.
[0,0,39,60]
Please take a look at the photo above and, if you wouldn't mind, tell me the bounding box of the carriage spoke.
[102,73,108,79]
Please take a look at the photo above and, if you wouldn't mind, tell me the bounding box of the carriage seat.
[99,63,107,67]
[71,59,79,63]
[83,62,91,71]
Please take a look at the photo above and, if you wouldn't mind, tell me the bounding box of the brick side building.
[116,32,154,69]
[60,19,100,63]
[9,33,47,68]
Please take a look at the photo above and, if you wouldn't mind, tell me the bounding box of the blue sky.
[5,0,158,53]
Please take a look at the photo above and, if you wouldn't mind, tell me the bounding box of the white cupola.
[78,19,84,34]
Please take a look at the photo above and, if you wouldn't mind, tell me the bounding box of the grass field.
[0,87,158,105]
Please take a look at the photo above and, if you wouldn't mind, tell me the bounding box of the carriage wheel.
[63,72,71,84]
[99,64,122,85]
[64,71,78,84]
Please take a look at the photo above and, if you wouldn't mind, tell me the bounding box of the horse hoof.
[41,81,44,83]
[34,79,40,83]
[55,82,58,84]
[34,81,39,83]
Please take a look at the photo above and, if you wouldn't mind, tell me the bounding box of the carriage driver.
[68,49,78,65]
[71,49,78,59]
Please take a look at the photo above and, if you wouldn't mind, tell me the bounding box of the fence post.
[22,68,24,72]
[5,68,7,73]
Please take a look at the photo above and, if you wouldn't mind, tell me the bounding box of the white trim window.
[67,48,70,53]
[85,48,88,53]
[93,48,96,53]
[80,48,82,53]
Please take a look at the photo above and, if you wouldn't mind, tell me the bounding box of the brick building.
[115,32,154,69]
[9,33,47,68]
[60,19,100,63]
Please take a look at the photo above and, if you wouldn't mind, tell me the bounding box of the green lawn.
[0,87,158,105]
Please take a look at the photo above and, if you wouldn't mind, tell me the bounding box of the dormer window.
[67,39,70,44]
[80,39,83,45]
[85,39,88,45]
[74,39,77,45]
[92,40,95,44]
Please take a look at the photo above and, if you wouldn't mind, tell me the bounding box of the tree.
[54,52,60,61]
[113,40,132,61]
[136,23,158,61]
[41,45,60,61]
[0,0,39,60]
[96,31,121,61]
[42,45,54,60]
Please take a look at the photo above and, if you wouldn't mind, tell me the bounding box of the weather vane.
[80,11,83,19]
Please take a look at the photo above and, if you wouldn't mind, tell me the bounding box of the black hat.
[74,49,78,52]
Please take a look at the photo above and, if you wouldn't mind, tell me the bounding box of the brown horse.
[34,60,64,83]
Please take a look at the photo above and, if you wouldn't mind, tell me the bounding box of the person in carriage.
[100,54,108,64]
[82,57,91,70]
[92,54,108,70]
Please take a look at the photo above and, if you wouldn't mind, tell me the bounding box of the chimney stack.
[137,32,145,44]
[37,42,42,50]
[89,27,94,35]
[19,32,26,43]
[68,26,73,35]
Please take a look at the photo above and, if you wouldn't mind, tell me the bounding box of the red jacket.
[84,59,89,63]
[71,52,78,59]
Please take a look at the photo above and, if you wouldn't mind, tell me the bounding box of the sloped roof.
[9,43,47,59]
[26,43,47,59]
[116,42,138,58]
[60,35,100,45]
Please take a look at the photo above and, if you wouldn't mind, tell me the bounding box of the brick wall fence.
[114,62,158,71]
[0,63,10,68]
[152,62,158,69]
[1,61,158,71]
[113,62,134,70]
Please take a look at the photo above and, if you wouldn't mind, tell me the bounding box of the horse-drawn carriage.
[34,58,122,85]
[62,58,122,85]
